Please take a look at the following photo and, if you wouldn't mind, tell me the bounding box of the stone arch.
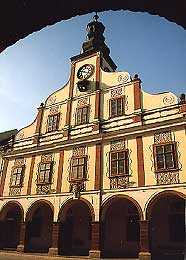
[25,199,54,222]
[0,200,24,250]
[146,190,185,259]
[0,1,186,53]
[101,194,142,258]
[58,198,95,222]
[0,200,24,221]
[58,198,94,256]
[101,194,144,221]
[24,199,54,253]
[145,190,186,219]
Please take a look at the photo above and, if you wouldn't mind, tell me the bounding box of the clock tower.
[64,15,117,133]
[71,14,117,78]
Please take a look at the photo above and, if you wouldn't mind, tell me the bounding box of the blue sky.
[0,11,185,132]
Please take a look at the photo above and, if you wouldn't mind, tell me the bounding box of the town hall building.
[0,15,185,260]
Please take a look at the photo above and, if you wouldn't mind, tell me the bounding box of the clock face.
[77,64,94,80]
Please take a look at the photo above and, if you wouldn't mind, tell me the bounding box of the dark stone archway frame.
[0,0,186,53]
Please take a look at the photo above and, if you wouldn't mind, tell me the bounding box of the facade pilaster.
[48,222,60,256]
[139,220,151,260]
[17,222,26,252]
[89,221,101,258]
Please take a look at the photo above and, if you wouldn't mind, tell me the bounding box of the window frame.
[153,142,178,173]
[10,166,25,188]
[70,155,88,182]
[109,149,129,178]
[47,113,60,132]
[75,106,89,126]
[37,161,53,185]
[109,96,125,118]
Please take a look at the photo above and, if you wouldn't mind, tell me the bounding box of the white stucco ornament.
[118,72,130,84]
[47,96,57,106]
[16,132,24,141]
[163,95,175,105]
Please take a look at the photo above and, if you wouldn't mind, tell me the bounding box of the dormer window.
[110,96,124,118]
[47,113,60,132]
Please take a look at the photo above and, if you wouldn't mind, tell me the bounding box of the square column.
[139,220,151,260]
[89,221,101,258]
[17,222,26,252]
[48,222,60,256]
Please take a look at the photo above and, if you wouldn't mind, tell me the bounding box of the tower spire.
[71,14,117,72]
[82,14,110,56]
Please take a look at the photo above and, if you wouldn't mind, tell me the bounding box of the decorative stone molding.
[156,171,179,185]
[77,97,89,107]
[50,105,59,115]
[111,86,123,98]
[14,158,25,167]
[110,176,129,189]
[163,95,175,105]
[154,131,172,144]
[47,96,57,105]
[72,146,86,157]
[118,73,130,84]
[36,183,51,195]
[110,139,125,151]
[16,132,24,141]
[70,182,85,199]
[9,186,22,196]
[41,153,53,163]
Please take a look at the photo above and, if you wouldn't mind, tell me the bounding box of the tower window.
[110,97,124,118]
[75,106,89,125]
[153,143,178,171]
[70,156,87,182]
[47,113,60,132]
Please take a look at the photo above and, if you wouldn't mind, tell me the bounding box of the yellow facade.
[0,17,185,260]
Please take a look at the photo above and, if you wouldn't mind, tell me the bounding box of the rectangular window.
[37,162,52,184]
[70,156,87,181]
[110,97,124,118]
[10,167,24,187]
[110,150,129,177]
[154,143,178,172]
[76,107,89,125]
[47,114,60,132]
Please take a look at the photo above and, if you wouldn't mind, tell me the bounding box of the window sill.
[69,179,87,183]
[109,114,124,119]
[9,185,23,188]
[155,168,179,173]
[109,175,129,178]
[36,182,52,186]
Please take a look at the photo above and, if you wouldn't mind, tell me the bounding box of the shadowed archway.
[24,200,54,253]
[0,201,24,250]
[146,191,185,260]
[101,196,142,258]
[58,199,94,256]
[0,1,186,53]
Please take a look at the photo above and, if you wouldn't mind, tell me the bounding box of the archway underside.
[0,0,186,53]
